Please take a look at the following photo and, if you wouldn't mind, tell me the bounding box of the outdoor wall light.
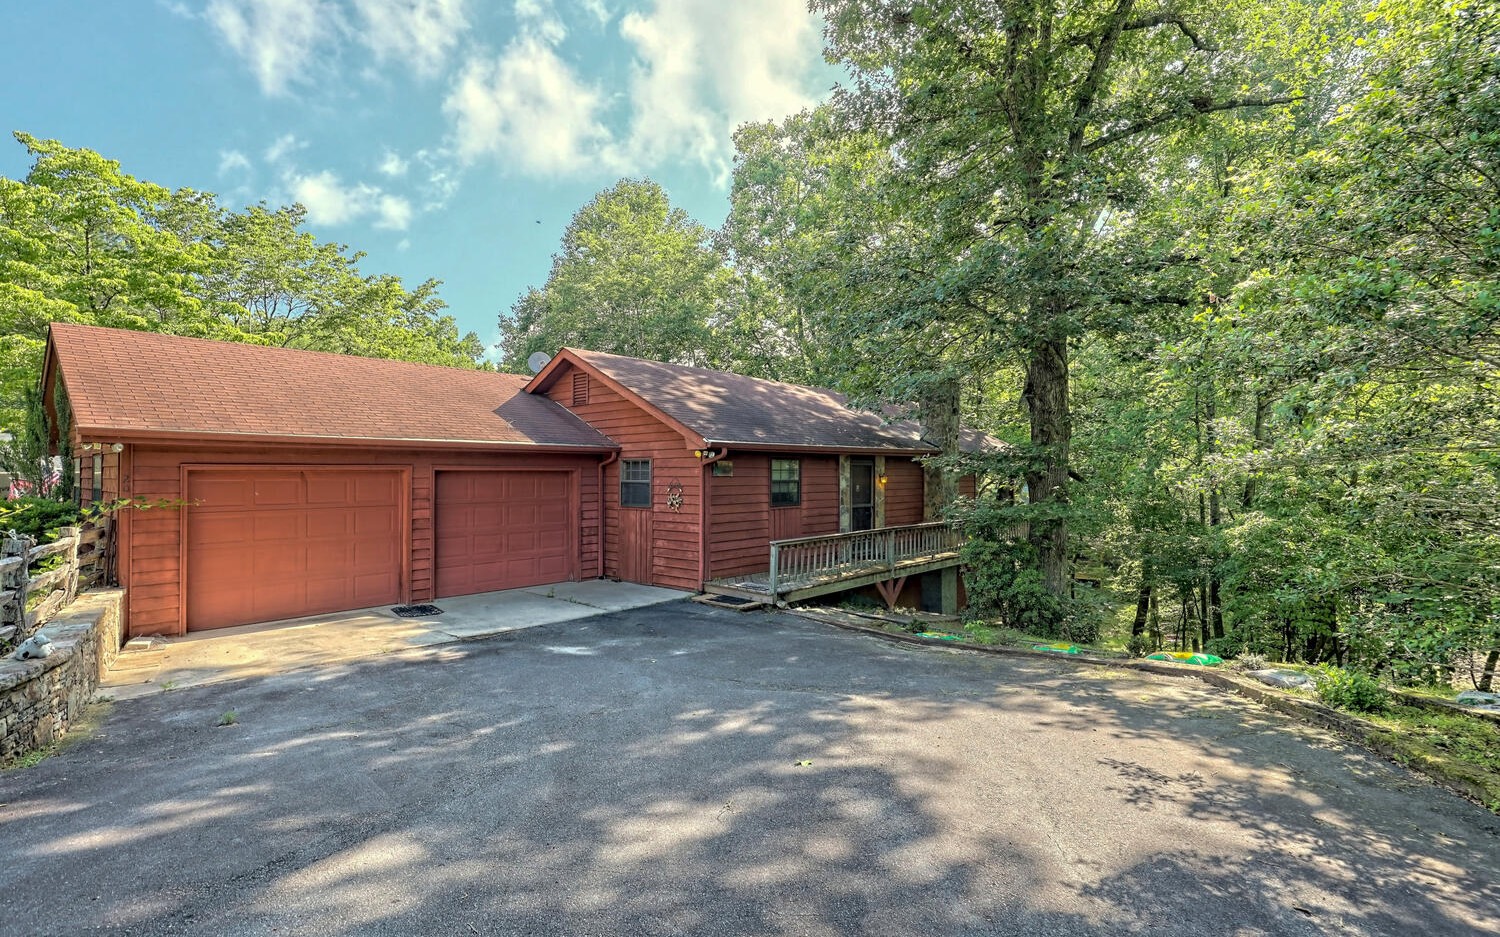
[877,473,889,488]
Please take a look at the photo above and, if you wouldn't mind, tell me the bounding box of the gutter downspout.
[698,446,730,590]
[597,450,619,579]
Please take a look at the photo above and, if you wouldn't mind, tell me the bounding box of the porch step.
[692,593,768,612]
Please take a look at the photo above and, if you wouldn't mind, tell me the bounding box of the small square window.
[620,459,651,507]
[770,458,801,507]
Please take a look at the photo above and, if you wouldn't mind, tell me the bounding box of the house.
[43,324,985,638]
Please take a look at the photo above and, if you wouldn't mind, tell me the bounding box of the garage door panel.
[434,470,574,598]
[355,474,401,503]
[305,507,354,538]
[305,476,352,504]
[192,514,253,546]
[250,477,303,507]
[192,476,255,508]
[186,469,403,631]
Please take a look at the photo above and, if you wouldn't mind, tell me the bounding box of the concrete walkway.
[100,580,689,700]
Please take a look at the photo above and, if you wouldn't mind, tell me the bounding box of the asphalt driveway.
[2,602,1497,936]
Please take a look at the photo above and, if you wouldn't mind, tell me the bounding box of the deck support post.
[875,575,908,610]
[939,565,959,616]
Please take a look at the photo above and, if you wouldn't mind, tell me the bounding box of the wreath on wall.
[665,480,684,512]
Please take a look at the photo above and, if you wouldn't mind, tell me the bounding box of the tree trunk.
[1479,648,1499,693]
[1024,335,1070,599]
[1204,386,1225,640]
[1199,584,1211,651]
[1242,392,1269,510]
[1148,590,1162,650]
[1131,581,1152,637]
[918,375,962,522]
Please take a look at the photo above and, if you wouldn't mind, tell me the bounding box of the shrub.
[0,497,83,542]
[1126,633,1154,658]
[960,538,1070,637]
[1315,666,1389,714]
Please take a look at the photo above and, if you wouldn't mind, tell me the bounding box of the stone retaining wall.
[0,589,125,761]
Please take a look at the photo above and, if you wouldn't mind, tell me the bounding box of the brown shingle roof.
[49,324,616,449]
[558,348,1000,454]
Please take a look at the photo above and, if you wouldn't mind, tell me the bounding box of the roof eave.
[74,426,620,453]
[703,439,939,456]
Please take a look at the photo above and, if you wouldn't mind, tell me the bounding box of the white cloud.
[207,0,469,95]
[414,148,462,208]
[443,38,611,174]
[577,0,609,25]
[217,150,253,176]
[375,193,414,229]
[377,149,409,177]
[288,170,376,225]
[285,169,414,231]
[282,166,411,230]
[442,0,822,183]
[618,0,822,182]
[264,133,304,164]
[512,0,566,44]
[206,0,337,96]
[352,0,469,77]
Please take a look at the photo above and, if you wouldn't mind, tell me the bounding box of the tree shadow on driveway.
[1,604,1497,936]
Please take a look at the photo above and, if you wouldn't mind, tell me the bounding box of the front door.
[849,458,875,531]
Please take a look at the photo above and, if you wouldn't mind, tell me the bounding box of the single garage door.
[434,470,573,598]
[185,469,404,631]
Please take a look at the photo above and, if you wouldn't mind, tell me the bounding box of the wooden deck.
[704,522,964,606]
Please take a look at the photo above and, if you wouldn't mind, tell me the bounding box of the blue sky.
[2,0,835,355]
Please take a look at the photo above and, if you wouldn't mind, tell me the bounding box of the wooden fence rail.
[0,521,111,647]
[768,521,964,598]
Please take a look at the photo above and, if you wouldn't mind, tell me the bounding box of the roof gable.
[48,325,617,450]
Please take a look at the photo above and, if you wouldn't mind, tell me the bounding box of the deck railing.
[767,521,964,598]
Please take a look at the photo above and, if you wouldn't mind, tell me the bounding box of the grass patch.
[2,743,61,770]
[1367,706,1500,774]
[1,698,113,771]
[1362,705,1500,811]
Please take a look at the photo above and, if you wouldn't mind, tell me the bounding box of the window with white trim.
[620,459,652,508]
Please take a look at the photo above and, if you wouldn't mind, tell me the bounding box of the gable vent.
[571,371,590,407]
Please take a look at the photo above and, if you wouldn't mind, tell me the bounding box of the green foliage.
[0,496,82,541]
[1315,666,1391,714]
[1126,633,1155,659]
[498,179,732,372]
[958,497,1074,639]
[0,133,483,427]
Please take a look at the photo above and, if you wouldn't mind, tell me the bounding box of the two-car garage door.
[185,469,405,631]
[185,467,574,632]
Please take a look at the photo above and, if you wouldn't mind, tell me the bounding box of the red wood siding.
[884,457,927,526]
[545,363,702,591]
[707,455,930,579]
[706,454,840,580]
[116,444,600,638]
